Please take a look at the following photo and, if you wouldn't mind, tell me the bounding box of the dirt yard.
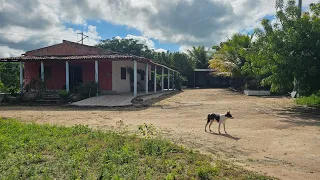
[1,89,319,180]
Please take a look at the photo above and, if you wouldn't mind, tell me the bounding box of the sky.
[0,0,317,57]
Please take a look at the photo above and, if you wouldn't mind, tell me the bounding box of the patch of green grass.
[296,92,320,107]
[0,118,276,179]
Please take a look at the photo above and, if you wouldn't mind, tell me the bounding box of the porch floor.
[71,90,174,107]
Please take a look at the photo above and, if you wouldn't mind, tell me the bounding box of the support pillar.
[134,60,137,97]
[167,69,170,91]
[40,61,44,82]
[95,60,99,83]
[173,71,175,90]
[19,61,23,93]
[154,66,157,93]
[66,61,69,92]
[95,60,99,96]
[145,64,149,95]
[161,67,164,91]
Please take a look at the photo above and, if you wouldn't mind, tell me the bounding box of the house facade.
[0,40,178,96]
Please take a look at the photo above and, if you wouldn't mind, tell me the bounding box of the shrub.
[174,75,186,91]
[0,80,4,92]
[74,82,99,99]
[296,91,320,107]
[25,78,41,92]
[58,90,70,101]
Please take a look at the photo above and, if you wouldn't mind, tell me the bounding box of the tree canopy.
[245,0,320,95]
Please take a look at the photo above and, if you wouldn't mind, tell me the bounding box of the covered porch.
[0,55,179,98]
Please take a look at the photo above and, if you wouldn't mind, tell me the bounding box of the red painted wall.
[99,61,112,91]
[24,61,40,85]
[24,60,112,91]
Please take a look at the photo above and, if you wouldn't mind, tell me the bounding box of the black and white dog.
[205,111,234,134]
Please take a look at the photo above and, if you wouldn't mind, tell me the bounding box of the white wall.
[112,61,151,93]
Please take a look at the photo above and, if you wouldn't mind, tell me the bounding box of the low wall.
[244,90,270,96]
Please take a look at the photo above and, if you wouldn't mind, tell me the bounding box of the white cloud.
[118,34,168,53]
[125,34,155,49]
[0,0,318,56]
[179,45,192,53]
[155,48,167,53]
[0,46,25,57]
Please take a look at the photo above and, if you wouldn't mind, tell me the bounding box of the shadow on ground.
[0,91,183,112]
[275,106,320,127]
[207,131,241,141]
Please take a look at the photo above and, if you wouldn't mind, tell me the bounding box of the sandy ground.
[1,89,320,180]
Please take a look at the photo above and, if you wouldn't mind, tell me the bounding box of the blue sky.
[0,0,316,57]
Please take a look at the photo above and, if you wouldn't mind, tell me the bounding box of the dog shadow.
[206,131,241,141]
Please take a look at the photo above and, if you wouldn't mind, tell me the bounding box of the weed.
[296,91,320,107]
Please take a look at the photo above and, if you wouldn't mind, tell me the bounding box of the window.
[121,67,126,80]
[140,73,144,80]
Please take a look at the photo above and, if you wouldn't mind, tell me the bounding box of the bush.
[58,90,70,101]
[296,91,320,107]
[0,80,4,92]
[74,82,99,99]
[25,78,41,92]
[174,75,186,91]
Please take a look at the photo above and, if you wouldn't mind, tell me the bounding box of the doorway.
[70,66,83,90]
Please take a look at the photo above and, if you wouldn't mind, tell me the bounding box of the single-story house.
[0,40,178,97]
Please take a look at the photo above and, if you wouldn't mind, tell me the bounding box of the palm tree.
[187,46,210,69]
[276,0,284,10]
[209,34,252,77]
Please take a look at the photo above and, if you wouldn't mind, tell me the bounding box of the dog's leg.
[223,123,227,134]
[205,122,208,132]
[218,123,221,134]
[209,121,213,132]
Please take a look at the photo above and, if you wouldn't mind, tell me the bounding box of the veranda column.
[154,66,157,93]
[40,61,44,82]
[95,60,99,96]
[172,71,175,90]
[133,60,138,97]
[66,61,69,92]
[167,69,170,91]
[145,63,149,95]
[19,61,23,93]
[161,67,164,91]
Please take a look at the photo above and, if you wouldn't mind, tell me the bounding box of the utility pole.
[298,0,302,18]
[77,32,89,44]
[293,0,302,97]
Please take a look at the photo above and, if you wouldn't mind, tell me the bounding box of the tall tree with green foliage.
[95,38,154,58]
[246,0,320,95]
[187,46,210,69]
[209,34,252,77]
[0,62,19,93]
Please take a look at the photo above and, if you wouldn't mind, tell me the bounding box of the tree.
[246,0,320,94]
[187,46,210,69]
[96,38,154,57]
[0,62,19,93]
[171,52,195,86]
[209,34,252,77]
